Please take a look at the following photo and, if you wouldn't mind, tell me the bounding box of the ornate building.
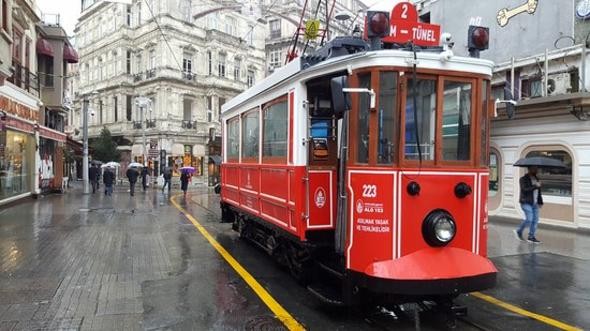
[263,0,367,75]
[72,0,266,185]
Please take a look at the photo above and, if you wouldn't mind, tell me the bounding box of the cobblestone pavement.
[1,185,589,330]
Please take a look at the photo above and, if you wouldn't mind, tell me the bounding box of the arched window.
[489,149,500,197]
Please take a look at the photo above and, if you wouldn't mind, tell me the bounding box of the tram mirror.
[331,76,351,114]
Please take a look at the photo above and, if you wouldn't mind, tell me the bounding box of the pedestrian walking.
[126,167,139,196]
[141,167,148,191]
[103,168,115,196]
[162,167,172,193]
[89,164,99,194]
[514,166,543,244]
[180,171,190,197]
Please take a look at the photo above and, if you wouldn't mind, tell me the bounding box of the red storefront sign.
[0,95,39,122]
[381,2,441,47]
[39,126,66,143]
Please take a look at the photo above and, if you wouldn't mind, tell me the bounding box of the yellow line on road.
[170,195,305,331]
[471,292,583,331]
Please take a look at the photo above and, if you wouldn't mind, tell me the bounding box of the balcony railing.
[133,73,143,82]
[146,119,156,128]
[7,63,40,98]
[146,69,156,79]
[182,71,195,81]
[181,120,198,129]
[133,121,143,129]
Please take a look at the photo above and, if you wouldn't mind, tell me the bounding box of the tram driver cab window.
[307,77,339,165]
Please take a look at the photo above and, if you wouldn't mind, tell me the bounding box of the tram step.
[307,284,344,306]
[316,261,344,280]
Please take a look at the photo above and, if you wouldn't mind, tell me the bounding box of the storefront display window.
[0,131,33,199]
[525,149,572,197]
[489,151,499,197]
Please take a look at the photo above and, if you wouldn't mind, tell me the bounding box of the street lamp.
[135,96,152,166]
[82,91,98,194]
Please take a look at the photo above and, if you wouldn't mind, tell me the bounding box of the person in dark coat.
[162,167,172,193]
[180,171,190,197]
[515,166,544,244]
[89,164,99,193]
[141,167,148,191]
[126,167,139,196]
[103,168,115,196]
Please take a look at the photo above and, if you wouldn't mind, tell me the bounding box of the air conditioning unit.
[547,73,572,95]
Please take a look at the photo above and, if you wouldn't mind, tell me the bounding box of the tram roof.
[222,49,494,115]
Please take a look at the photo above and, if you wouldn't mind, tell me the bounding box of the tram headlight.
[422,211,456,247]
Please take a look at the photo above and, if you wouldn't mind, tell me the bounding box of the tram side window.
[405,78,436,161]
[481,80,490,166]
[242,110,259,160]
[227,118,239,161]
[357,73,371,163]
[378,72,398,165]
[442,81,472,161]
[263,100,288,160]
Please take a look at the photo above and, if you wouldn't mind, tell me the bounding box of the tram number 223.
[362,184,377,198]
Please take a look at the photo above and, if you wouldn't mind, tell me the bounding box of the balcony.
[181,120,198,129]
[146,69,156,79]
[7,63,40,98]
[182,71,195,81]
[146,119,156,128]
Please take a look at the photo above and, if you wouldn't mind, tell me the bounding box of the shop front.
[0,129,35,201]
[38,127,66,193]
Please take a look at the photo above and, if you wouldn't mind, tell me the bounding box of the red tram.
[219,3,497,311]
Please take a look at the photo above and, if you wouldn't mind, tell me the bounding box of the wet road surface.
[0,185,588,330]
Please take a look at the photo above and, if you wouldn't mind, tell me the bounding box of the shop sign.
[0,96,39,122]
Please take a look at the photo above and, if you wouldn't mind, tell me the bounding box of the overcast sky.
[37,0,384,38]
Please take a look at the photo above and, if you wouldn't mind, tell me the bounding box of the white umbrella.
[101,161,120,168]
[128,162,143,168]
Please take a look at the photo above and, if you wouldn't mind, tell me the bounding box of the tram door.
[305,78,339,230]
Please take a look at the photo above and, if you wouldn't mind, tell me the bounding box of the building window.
[136,2,141,26]
[225,16,236,35]
[2,0,8,32]
[207,51,212,76]
[525,149,572,197]
[247,25,254,45]
[269,19,281,39]
[263,99,288,160]
[136,54,142,73]
[99,100,103,124]
[489,150,499,197]
[218,53,226,78]
[126,50,131,74]
[234,58,241,81]
[126,95,132,121]
[12,29,22,62]
[227,117,239,161]
[218,97,225,120]
[405,78,437,161]
[126,5,132,26]
[45,57,54,87]
[113,96,118,122]
[182,52,192,73]
[148,49,156,70]
[206,96,213,122]
[269,50,281,69]
[180,0,191,21]
[183,98,192,121]
[247,69,255,87]
[442,80,472,161]
[242,110,259,160]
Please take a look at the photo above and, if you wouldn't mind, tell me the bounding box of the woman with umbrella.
[513,156,565,244]
[179,166,194,197]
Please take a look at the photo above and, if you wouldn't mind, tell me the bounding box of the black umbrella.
[513,156,566,168]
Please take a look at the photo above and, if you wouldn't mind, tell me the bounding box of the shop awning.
[208,155,222,165]
[36,38,54,57]
[63,44,79,63]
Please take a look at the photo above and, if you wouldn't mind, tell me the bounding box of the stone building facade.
[72,0,266,185]
[263,0,367,75]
